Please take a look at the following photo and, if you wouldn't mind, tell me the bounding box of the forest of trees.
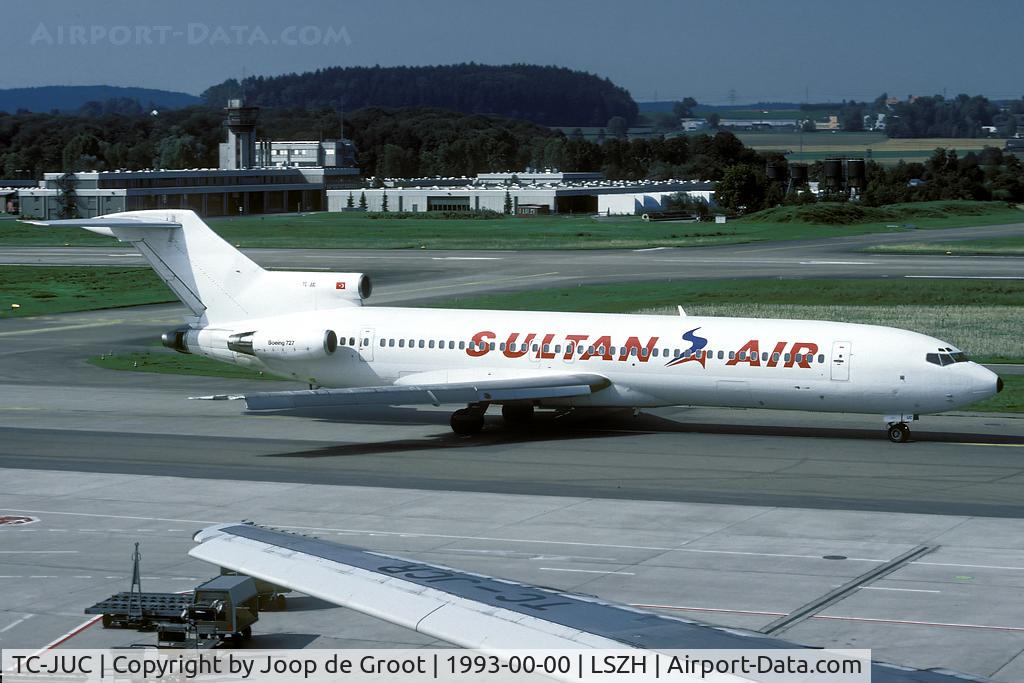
[0,104,765,182]
[201,63,639,127]
[861,147,1024,204]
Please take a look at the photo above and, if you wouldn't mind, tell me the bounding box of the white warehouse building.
[328,172,715,215]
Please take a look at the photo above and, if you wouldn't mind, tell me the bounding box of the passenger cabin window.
[428,340,435,349]
[349,337,356,346]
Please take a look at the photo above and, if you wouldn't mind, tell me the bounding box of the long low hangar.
[329,171,715,215]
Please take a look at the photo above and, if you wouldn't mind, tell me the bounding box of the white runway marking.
[634,604,1024,632]
[539,567,635,575]
[0,614,33,633]
[431,257,502,261]
[0,551,77,554]
[799,260,874,265]
[0,320,125,337]
[904,275,1024,280]
[633,247,669,252]
[915,561,1024,571]
[0,508,887,564]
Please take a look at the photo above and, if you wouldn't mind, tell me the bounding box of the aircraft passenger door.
[830,341,851,381]
[358,327,375,362]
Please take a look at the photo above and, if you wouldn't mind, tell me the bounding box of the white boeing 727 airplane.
[27,210,1002,443]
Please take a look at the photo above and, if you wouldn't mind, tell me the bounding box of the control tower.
[218,99,260,170]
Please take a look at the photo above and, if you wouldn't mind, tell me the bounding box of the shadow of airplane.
[250,406,1024,458]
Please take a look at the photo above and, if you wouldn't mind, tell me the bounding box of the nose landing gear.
[884,413,918,443]
[887,423,910,443]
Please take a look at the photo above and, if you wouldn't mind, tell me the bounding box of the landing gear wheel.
[501,404,534,425]
[887,423,910,443]
[274,594,286,611]
[242,625,252,640]
[451,408,485,435]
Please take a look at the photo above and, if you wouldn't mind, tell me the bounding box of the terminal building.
[19,100,359,219]
[328,171,715,215]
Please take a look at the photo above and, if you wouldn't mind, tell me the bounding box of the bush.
[365,209,504,220]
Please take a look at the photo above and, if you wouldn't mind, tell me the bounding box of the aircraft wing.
[192,371,611,410]
[189,524,986,682]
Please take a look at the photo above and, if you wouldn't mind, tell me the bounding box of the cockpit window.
[926,350,969,366]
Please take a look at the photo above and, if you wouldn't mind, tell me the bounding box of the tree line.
[0,104,768,182]
[202,63,639,127]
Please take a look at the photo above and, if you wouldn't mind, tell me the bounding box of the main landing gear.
[450,404,486,435]
[884,414,918,443]
[449,403,537,435]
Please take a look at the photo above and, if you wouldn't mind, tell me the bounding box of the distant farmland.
[733,131,1003,165]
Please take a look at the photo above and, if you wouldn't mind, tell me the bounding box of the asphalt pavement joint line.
[759,544,939,636]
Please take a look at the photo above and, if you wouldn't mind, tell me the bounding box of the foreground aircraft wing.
[190,524,987,682]
[193,372,611,410]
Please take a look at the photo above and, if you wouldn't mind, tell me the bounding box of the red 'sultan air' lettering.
[766,341,787,368]
[581,335,613,361]
[467,330,495,357]
[727,339,761,367]
[564,334,588,360]
[503,332,536,358]
[537,333,557,359]
[785,342,819,368]
[618,336,659,362]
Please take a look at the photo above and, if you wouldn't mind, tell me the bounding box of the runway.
[1,223,1023,679]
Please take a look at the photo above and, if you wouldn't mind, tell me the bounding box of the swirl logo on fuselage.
[665,327,708,368]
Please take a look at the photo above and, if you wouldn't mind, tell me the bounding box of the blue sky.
[2,0,1022,103]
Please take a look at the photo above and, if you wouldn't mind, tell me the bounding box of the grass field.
[971,375,1024,413]
[88,350,270,380]
[4,201,1021,251]
[865,236,1024,256]
[0,266,173,318]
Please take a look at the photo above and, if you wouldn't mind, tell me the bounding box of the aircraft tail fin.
[24,210,265,323]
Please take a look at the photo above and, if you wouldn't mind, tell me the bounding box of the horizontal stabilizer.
[22,217,182,229]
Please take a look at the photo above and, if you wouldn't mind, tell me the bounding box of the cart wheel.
[101,614,112,629]
[242,625,252,640]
